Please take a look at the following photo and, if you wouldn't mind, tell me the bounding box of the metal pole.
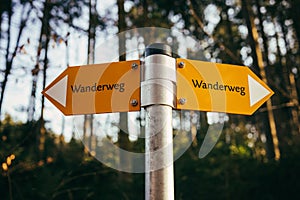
[142,43,176,200]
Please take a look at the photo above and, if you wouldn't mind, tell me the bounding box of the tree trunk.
[275,2,300,135]
[0,1,32,121]
[39,0,51,160]
[83,0,97,154]
[0,0,12,122]
[241,0,280,160]
[0,13,2,48]
[28,5,46,122]
[118,0,131,157]
[117,0,133,189]
[290,0,300,54]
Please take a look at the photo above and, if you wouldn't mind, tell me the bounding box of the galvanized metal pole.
[142,43,176,200]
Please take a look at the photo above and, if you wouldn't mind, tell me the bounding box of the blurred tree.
[28,0,87,123]
[83,0,97,155]
[39,0,52,161]
[240,0,280,160]
[290,0,300,52]
[0,0,31,122]
[267,0,300,155]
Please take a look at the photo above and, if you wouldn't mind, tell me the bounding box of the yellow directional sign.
[176,58,274,115]
[42,58,273,116]
[42,60,140,115]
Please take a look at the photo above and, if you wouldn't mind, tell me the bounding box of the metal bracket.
[141,54,176,108]
[141,79,176,107]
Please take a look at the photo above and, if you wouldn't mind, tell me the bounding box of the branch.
[258,102,295,113]
[187,0,241,64]
[52,169,112,196]
[52,187,91,199]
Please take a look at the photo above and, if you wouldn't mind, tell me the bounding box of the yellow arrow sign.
[42,60,140,115]
[43,58,273,116]
[176,58,274,115]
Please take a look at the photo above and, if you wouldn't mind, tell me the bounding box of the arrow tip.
[44,75,68,107]
[248,75,272,107]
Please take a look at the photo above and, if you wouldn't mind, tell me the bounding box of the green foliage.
[175,144,300,200]
[1,119,300,199]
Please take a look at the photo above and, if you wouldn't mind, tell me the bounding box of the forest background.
[1,0,300,199]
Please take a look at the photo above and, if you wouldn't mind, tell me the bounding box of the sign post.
[142,44,176,200]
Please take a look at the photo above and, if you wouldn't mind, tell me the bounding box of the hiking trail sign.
[42,58,273,116]
[176,58,274,115]
[42,60,140,115]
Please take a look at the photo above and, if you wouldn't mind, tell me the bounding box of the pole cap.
[145,43,172,57]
